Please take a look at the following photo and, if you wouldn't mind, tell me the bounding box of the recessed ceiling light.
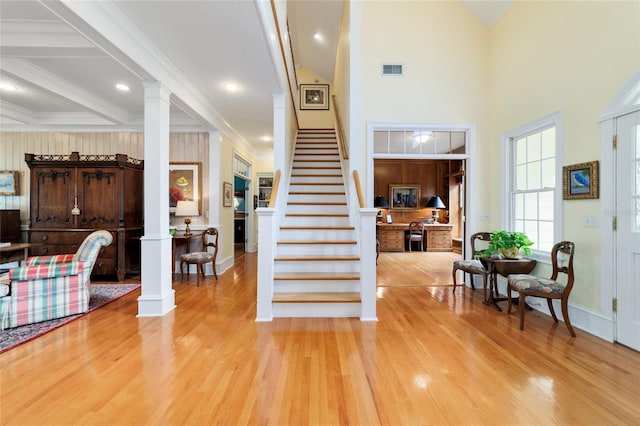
[313,32,323,41]
[260,136,273,142]
[115,83,130,92]
[0,82,19,92]
[225,82,239,93]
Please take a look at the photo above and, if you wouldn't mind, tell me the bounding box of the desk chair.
[507,241,576,336]
[406,222,425,252]
[452,232,491,299]
[180,228,219,286]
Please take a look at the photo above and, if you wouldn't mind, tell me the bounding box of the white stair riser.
[274,261,360,274]
[291,169,342,176]
[286,204,347,215]
[273,303,361,318]
[282,216,351,227]
[290,176,343,184]
[292,161,340,168]
[288,184,344,193]
[274,281,360,293]
[276,245,358,256]
[294,154,340,161]
[287,194,346,204]
[279,229,355,240]
[294,148,340,153]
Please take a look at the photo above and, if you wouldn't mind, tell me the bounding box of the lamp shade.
[426,196,446,209]
[374,195,389,208]
[175,200,199,217]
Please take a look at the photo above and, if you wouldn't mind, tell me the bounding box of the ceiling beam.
[41,0,255,146]
[0,58,128,124]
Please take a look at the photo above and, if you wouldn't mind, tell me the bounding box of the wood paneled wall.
[374,159,460,224]
[0,132,210,229]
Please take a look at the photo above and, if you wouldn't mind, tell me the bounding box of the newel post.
[359,208,378,321]
[256,208,276,321]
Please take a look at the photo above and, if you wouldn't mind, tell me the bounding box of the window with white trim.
[505,113,562,255]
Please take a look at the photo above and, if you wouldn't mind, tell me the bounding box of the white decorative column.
[208,130,221,226]
[138,82,175,317]
[256,208,275,321]
[206,130,221,276]
[359,208,378,321]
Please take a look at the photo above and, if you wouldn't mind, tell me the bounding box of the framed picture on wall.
[300,84,329,110]
[563,161,599,200]
[0,171,19,195]
[223,182,233,207]
[169,162,202,213]
[390,184,420,210]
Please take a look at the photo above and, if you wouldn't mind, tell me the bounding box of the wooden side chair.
[406,221,425,252]
[180,228,219,286]
[452,232,491,300]
[507,241,576,337]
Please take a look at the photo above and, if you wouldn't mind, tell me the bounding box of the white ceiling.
[0,0,513,157]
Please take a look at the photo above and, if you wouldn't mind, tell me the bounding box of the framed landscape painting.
[0,171,19,195]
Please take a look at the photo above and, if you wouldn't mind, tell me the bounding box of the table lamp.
[374,195,389,222]
[426,196,446,222]
[175,200,199,236]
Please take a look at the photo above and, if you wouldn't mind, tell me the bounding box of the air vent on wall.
[382,64,403,76]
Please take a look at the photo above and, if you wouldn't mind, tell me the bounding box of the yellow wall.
[297,67,334,129]
[359,0,491,218]
[489,0,640,310]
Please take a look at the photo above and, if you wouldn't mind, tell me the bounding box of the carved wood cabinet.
[25,152,144,280]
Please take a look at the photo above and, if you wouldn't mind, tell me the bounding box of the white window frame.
[501,111,564,264]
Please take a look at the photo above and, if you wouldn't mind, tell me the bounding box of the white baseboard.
[472,275,615,342]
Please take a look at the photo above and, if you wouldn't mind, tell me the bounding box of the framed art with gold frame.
[389,184,420,210]
[563,161,599,200]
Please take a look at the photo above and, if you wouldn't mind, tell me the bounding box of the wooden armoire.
[25,152,144,281]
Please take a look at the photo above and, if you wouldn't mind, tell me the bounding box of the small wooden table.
[171,232,202,274]
[0,243,32,266]
[480,257,537,311]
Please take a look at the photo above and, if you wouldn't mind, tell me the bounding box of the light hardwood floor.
[2,251,640,425]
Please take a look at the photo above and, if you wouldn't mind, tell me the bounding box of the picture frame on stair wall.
[300,84,329,110]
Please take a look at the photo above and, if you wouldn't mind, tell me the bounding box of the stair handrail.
[269,0,299,128]
[353,170,364,208]
[332,95,349,160]
[268,169,282,208]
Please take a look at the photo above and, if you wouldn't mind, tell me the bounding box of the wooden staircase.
[272,129,361,317]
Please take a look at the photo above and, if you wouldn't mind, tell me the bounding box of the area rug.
[0,284,140,354]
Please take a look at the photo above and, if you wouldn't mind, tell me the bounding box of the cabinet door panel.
[79,168,120,226]
[32,168,75,227]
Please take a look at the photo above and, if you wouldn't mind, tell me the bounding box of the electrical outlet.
[584,215,598,228]
[477,213,489,221]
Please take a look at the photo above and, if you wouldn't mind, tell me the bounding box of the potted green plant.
[482,231,533,259]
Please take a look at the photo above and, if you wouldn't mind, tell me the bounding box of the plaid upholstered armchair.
[2,230,113,329]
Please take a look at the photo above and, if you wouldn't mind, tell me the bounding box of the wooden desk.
[172,232,202,274]
[480,257,537,311]
[0,243,32,266]
[376,223,453,252]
